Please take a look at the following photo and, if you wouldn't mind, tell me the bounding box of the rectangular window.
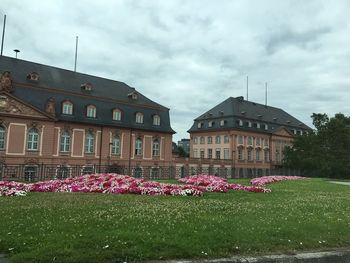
[207,136,212,144]
[264,139,269,147]
[247,136,253,146]
[220,120,225,126]
[62,104,73,115]
[224,148,229,159]
[247,148,253,161]
[87,107,96,118]
[248,121,252,127]
[256,149,260,161]
[256,137,261,146]
[238,135,243,145]
[215,148,220,159]
[264,151,270,162]
[113,110,121,121]
[200,149,205,158]
[215,136,221,144]
[193,137,198,144]
[224,135,229,144]
[136,114,143,123]
[193,149,198,158]
[200,137,205,144]
[239,120,243,126]
[257,123,261,129]
[238,148,244,160]
[208,148,212,159]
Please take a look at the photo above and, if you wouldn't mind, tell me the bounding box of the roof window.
[81,83,93,91]
[26,72,39,81]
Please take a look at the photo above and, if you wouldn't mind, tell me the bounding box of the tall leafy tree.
[284,113,350,179]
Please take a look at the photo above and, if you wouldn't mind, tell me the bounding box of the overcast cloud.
[1,0,350,141]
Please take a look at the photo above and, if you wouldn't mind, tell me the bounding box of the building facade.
[186,96,311,177]
[0,56,175,180]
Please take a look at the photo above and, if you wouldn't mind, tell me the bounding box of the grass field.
[0,178,349,263]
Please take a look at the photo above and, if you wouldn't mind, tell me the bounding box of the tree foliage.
[284,113,350,179]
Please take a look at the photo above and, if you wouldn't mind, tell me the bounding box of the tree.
[284,113,350,179]
[177,146,189,158]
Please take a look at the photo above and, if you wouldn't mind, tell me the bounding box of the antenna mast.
[246,76,249,101]
[265,82,268,106]
[1,14,6,56]
[74,36,78,72]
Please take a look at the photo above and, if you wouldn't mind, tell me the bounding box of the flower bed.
[250,175,305,186]
[1,173,275,197]
[179,174,271,193]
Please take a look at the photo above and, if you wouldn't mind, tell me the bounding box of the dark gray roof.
[0,56,175,133]
[188,96,311,134]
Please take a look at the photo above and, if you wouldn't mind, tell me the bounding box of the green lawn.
[0,178,349,263]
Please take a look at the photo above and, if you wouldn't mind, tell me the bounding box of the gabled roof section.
[0,56,167,110]
[188,96,311,133]
[0,56,175,134]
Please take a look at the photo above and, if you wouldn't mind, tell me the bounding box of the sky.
[1,0,350,142]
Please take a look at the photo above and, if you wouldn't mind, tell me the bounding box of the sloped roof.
[0,56,175,133]
[188,96,311,133]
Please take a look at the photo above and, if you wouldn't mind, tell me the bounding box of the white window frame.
[224,148,229,159]
[62,102,73,115]
[135,138,143,155]
[113,109,121,121]
[85,132,95,153]
[87,105,96,118]
[152,139,160,156]
[60,130,71,152]
[111,135,120,155]
[215,136,221,144]
[153,115,160,126]
[27,128,39,151]
[136,112,144,124]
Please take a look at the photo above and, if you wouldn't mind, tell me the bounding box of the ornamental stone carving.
[0,95,47,118]
[45,97,56,116]
[0,71,13,93]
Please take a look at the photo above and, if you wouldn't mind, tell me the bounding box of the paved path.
[148,249,350,263]
[329,181,350,186]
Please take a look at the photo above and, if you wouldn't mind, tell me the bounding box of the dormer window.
[26,72,39,81]
[86,105,96,118]
[286,120,291,124]
[265,124,268,130]
[136,112,143,123]
[241,111,246,115]
[153,115,160,126]
[258,115,262,118]
[81,83,93,91]
[197,122,203,128]
[257,123,261,129]
[128,91,138,100]
[248,121,252,128]
[239,120,243,126]
[273,118,278,121]
[62,101,73,115]
[113,109,121,121]
[220,120,225,126]
[208,121,214,127]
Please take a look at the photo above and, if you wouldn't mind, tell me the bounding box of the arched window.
[113,109,121,121]
[0,126,6,150]
[62,101,73,115]
[60,130,71,152]
[85,132,94,153]
[153,115,160,126]
[135,112,143,124]
[111,135,120,155]
[86,105,96,118]
[27,128,39,151]
[135,138,143,155]
[152,139,160,156]
[200,136,205,144]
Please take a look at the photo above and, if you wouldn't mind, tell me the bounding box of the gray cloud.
[1,0,350,142]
